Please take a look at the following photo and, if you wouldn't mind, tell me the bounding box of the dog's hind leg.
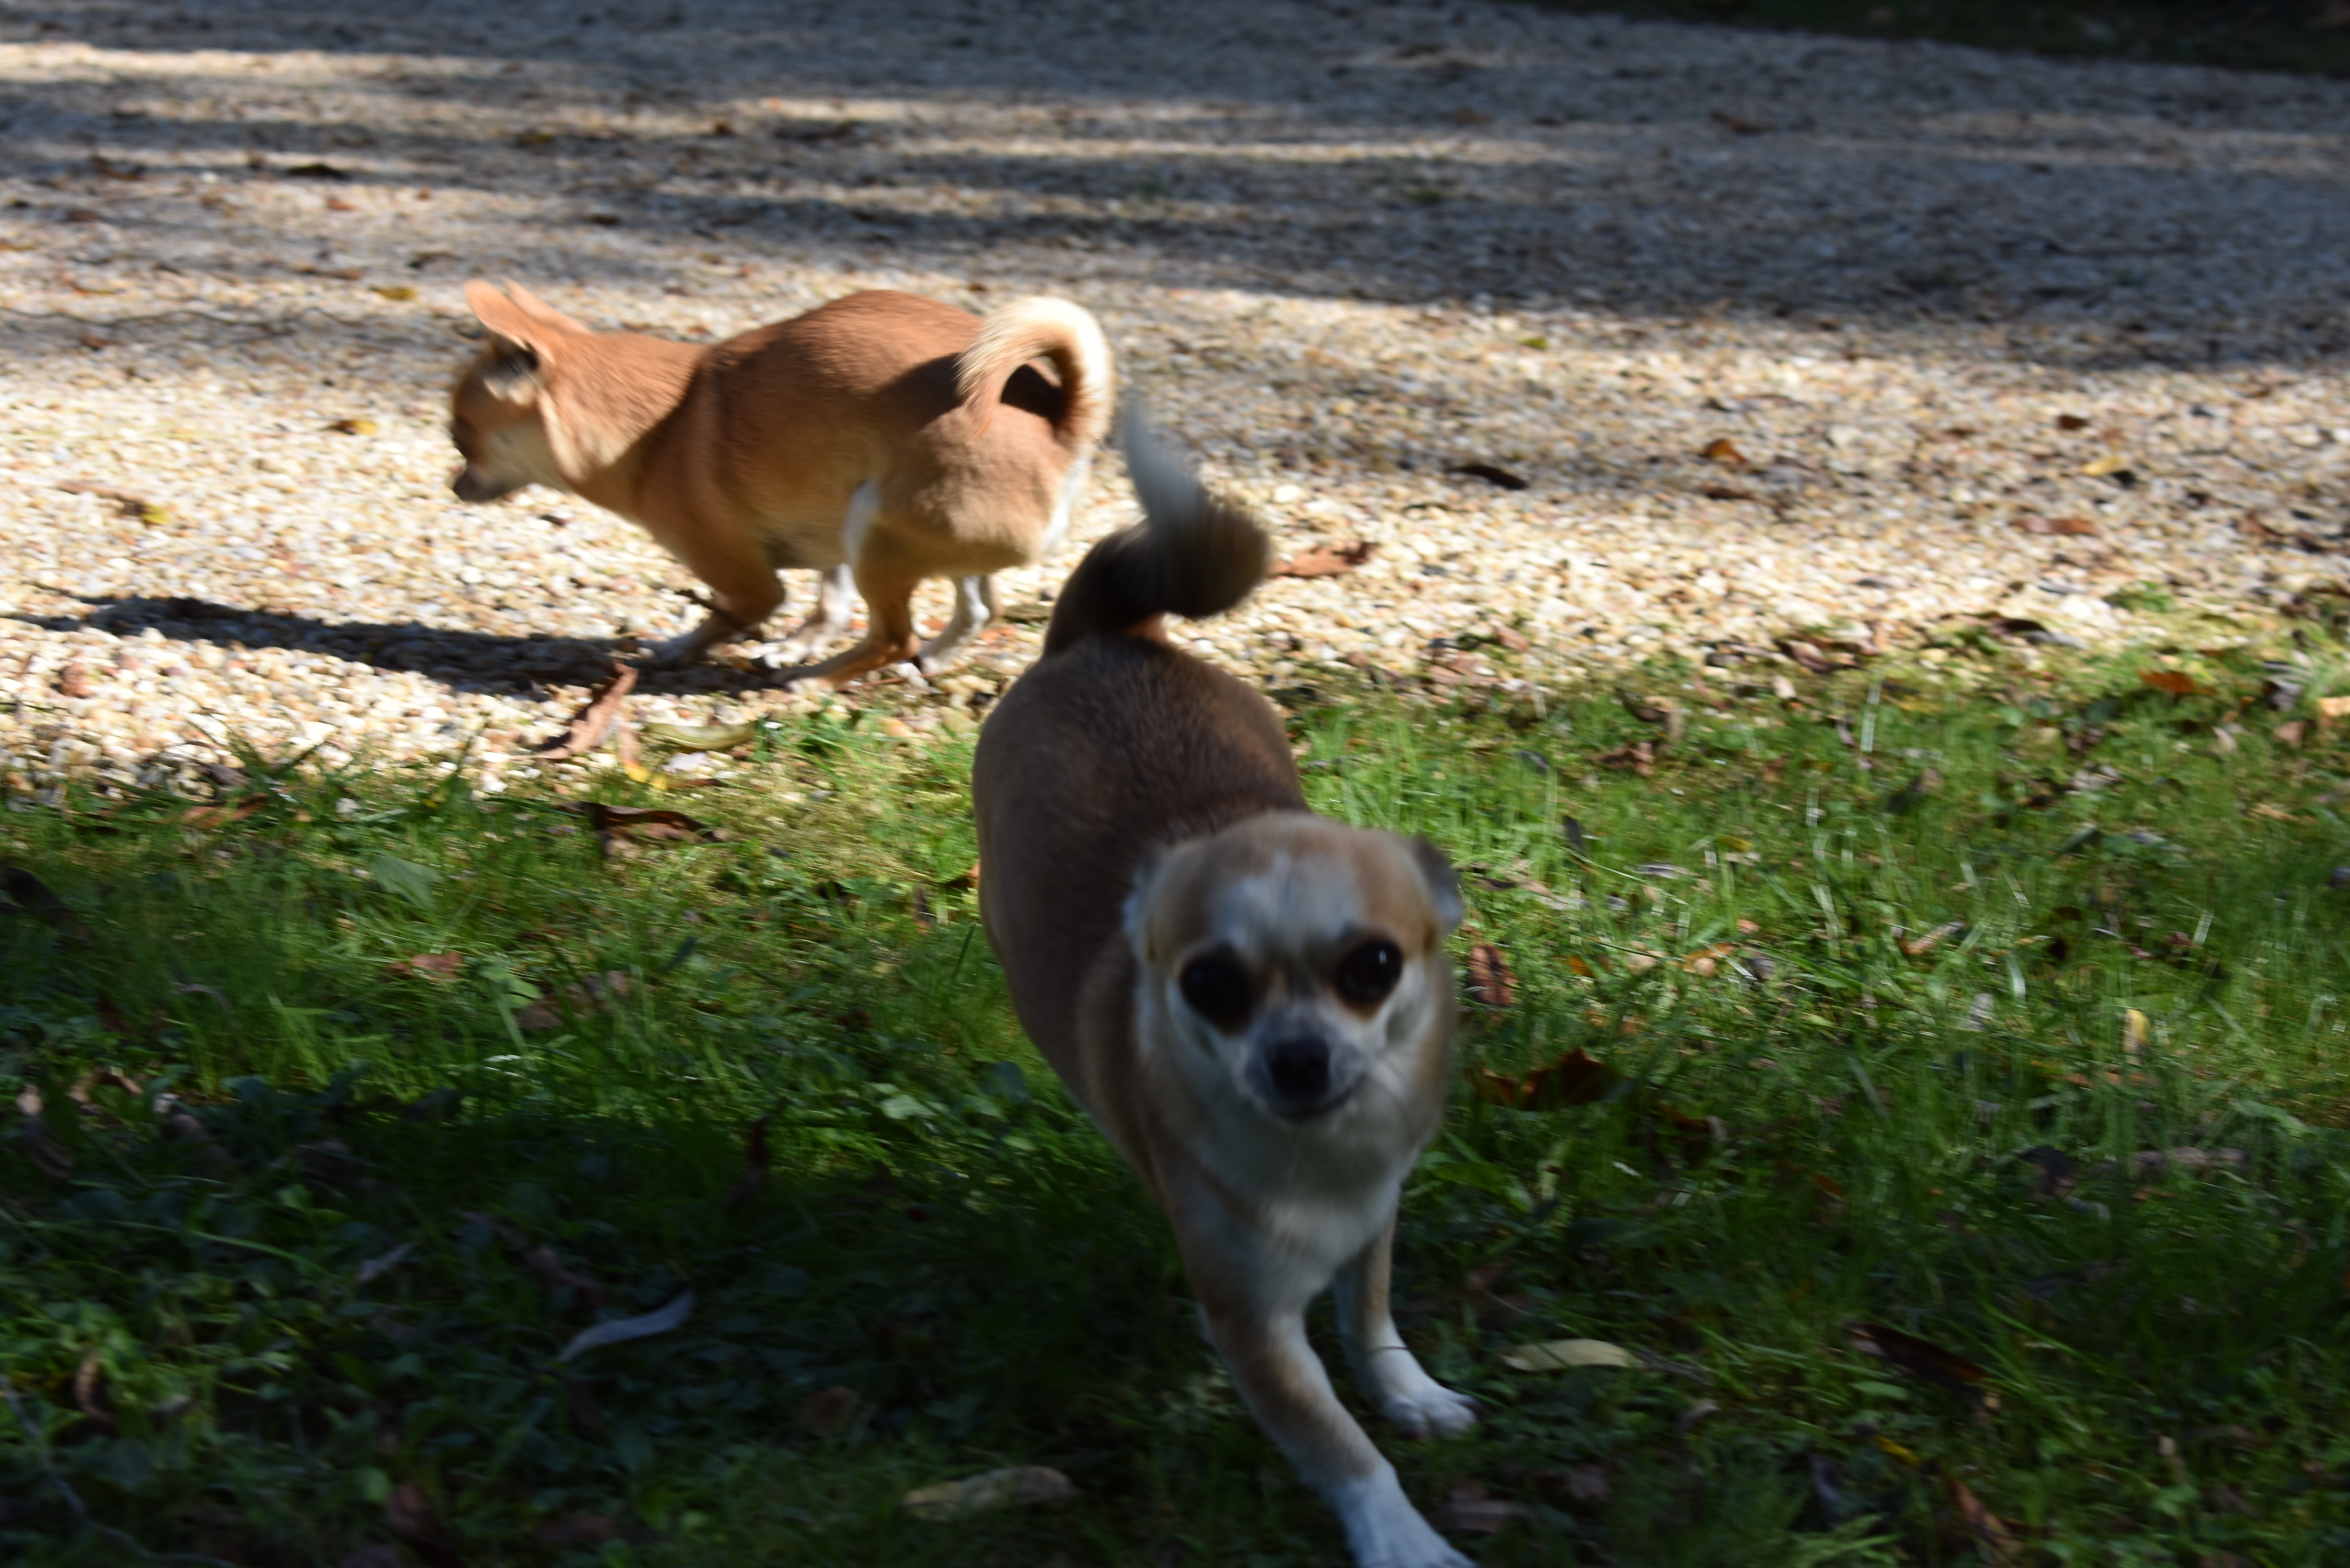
[778,564,922,690]
[645,529,787,666]
[1336,1215,1480,1439]
[1200,1299,1472,1568]
[916,575,995,674]
[776,562,858,659]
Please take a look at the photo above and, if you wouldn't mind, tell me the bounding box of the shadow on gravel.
[10,594,817,700]
[5,0,2347,369]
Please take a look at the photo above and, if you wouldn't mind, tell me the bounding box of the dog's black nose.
[1262,1035,1332,1108]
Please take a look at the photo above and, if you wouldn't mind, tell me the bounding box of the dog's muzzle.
[452,466,515,503]
[1252,1032,1360,1120]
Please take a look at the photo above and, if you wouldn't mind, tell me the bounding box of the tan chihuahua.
[974,412,1476,1568]
[447,281,1112,684]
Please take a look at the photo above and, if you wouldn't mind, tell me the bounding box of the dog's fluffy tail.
[955,296,1115,452]
[1043,407,1269,655]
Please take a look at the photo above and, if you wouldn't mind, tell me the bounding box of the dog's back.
[972,416,1295,1100]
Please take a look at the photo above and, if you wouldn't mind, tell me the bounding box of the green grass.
[4,639,2350,1566]
[1529,0,2350,79]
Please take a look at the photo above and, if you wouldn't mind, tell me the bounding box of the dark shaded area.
[10,595,814,697]
[1533,0,2350,80]
[2,0,2346,368]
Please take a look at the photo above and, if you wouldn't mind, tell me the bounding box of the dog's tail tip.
[1042,405,1269,655]
[954,296,1115,447]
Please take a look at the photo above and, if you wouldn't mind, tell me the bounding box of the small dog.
[447,281,1112,684]
[973,413,1476,1568]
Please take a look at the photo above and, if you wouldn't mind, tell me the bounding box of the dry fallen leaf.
[56,479,166,522]
[538,661,639,759]
[903,1466,1075,1521]
[1701,436,1749,465]
[1474,1046,1617,1111]
[1269,540,1376,579]
[515,970,633,1030]
[2054,413,2092,431]
[56,663,92,699]
[2122,1008,2150,1063]
[1447,461,1529,491]
[557,1289,695,1363]
[1849,1321,1993,1409]
[643,719,762,750]
[797,1384,861,1437]
[1465,942,1516,1007]
[1896,921,1964,958]
[1501,1338,1637,1372]
[385,952,462,982]
[2141,670,2204,697]
[371,284,418,302]
[724,1113,770,1206]
[384,1481,442,1545]
[2079,452,2130,478]
[522,1245,607,1310]
[529,1516,617,1548]
[1427,1481,1532,1534]
[2318,695,2350,725]
[327,417,376,435]
[1948,1475,2020,1562]
[2014,515,2098,536]
[2275,720,2309,748]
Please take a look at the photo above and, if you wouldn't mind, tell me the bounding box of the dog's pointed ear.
[1406,836,1463,934]
[463,280,552,404]
[498,278,590,334]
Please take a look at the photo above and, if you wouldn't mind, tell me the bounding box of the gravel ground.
[3,0,2347,793]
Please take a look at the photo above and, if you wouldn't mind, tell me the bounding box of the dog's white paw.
[1332,1469,1476,1568]
[1364,1355,1480,1439]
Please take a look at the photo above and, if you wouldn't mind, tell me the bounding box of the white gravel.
[2,0,2347,792]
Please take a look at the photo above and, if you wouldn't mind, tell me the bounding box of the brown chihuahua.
[973,411,1476,1568]
[448,281,1112,684]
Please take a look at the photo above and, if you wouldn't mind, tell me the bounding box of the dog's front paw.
[1363,1355,1480,1439]
[1333,1470,1476,1568]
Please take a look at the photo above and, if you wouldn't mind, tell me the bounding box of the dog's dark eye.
[1179,955,1252,1030]
[1335,939,1403,1006]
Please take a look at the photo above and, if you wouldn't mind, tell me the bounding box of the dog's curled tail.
[1044,407,1269,655]
[955,296,1115,452]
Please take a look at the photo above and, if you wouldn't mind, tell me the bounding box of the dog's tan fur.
[447,281,1112,684]
[974,413,1476,1568]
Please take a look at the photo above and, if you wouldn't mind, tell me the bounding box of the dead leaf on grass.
[385,952,461,982]
[1849,1321,1994,1410]
[1501,1338,1637,1372]
[797,1383,861,1437]
[384,1481,443,1545]
[180,797,268,829]
[74,1349,115,1427]
[724,1113,770,1206]
[1427,1481,1531,1534]
[514,970,633,1030]
[1701,436,1749,465]
[529,1516,617,1548]
[1896,921,1965,958]
[1269,540,1375,578]
[1465,942,1516,1007]
[2275,720,2309,748]
[903,1466,1075,1520]
[537,661,639,759]
[1474,1046,1617,1111]
[1948,1475,2020,1562]
[522,1244,607,1309]
[566,802,717,845]
[557,1289,695,1362]
[2142,670,2205,698]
